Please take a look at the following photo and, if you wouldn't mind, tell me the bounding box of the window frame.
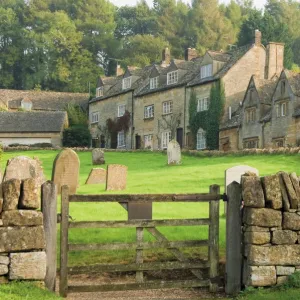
[118,104,126,117]
[245,107,256,123]
[243,138,259,149]
[91,111,99,124]
[117,131,125,148]
[96,87,103,97]
[200,64,213,79]
[162,101,173,115]
[281,81,286,96]
[197,97,209,112]
[122,77,131,90]
[167,71,178,85]
[150,77,159,89]
[275,102,288,118]
[161,131,171,149]
[196,128,206,150]
[144,104,154,119]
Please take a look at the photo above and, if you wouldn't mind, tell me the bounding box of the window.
[117,131,125,147]
[118,104,126,117]
[281,81,286,96]
[243,139,258,149]
[96,87,103,97]
[150,77,159,89]
[144,134,153,149]
[245,108,256,123]
[197,98,209,112]
[21,100,32,111]
[200,64,213,79]
[273,138,284,148]
[167,71,178,85]
[196,128,206,150]
[122,77,131,90]
[161,131,171,149]
[144,105,154,119]
[163,101,173,115]
[276,102,287,117]
[91,112,99,124]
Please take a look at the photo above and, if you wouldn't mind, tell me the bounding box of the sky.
[110,0,266,9]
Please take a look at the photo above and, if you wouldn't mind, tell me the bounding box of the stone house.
[0,111,68,147]
[89,30,285,151]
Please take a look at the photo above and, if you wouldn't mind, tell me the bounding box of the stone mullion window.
[144,105,154,119]
[162,101,173,115]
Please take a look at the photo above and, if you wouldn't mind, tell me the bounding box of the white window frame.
[144,105,154,119]
[91,112,99,124]
[144,134,153,148]
[197,97,209,112]
[196,128,206,150]
[200,64,213,79]
[162,101,173,115]
[118,104,126,117]
[161,131,171,149]
[117,131,125,148]
[96,87,103,97]
[281,102,287,116]
[122,77,131,90]
[167,71,178,85]
[150,77,159,89]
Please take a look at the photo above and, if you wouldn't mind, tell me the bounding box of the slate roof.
[220,106,242,130]
[207,51,231,62]
[0,111,67,133]
[285,70,300,96]
[253,76,278,105]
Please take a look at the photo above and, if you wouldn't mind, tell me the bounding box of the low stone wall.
[242,171,300,287]
[0,178,46,284]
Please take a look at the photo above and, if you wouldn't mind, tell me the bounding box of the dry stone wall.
[242,172,300,287]
[0,178,46,284]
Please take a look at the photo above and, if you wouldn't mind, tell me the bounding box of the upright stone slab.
[242,175,265,208]
[92,148,105,165]
[19,178,39,209]
[106,164,127,191]
[52,149,80,195]
[2,179,21,211]
[278,172,291,211]
[280,172,298,209]
[167,140,181,165]
[262,174,282,209]
[85,168,106,185]
[3,156,46,188]
[290,172,300,207]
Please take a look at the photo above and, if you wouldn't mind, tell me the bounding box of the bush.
[63,126,91,147]
[8,143,52,148]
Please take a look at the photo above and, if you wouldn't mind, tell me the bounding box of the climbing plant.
[189,80,225,150]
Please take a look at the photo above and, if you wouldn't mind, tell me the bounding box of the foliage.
[189,81,225,150]
[63,126,91,147]
[106,110,131,133]
[64,103,88,127]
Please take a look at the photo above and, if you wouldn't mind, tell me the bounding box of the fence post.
[209,184,220,293]
[225,181,242,296]
[42,181,57,292]
[60,185,69,298]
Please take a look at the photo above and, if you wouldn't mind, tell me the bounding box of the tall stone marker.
[3,156,46,188]
[106,164,127,191]
[52,148,80,195]
[86,168,106,185]
[92,148,105,165]
[167,140,181,165]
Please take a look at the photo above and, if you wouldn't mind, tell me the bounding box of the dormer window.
[201,64,212,79]
[150,77,159,89]
[167,71,178,85]
[21,100,32,111]
[122,77,131,90]
[96,87,103,97]
[281,81,286,96]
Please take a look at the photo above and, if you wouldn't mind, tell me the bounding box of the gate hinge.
[222,193,228,202]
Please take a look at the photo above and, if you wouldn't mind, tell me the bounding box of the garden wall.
[242,171,300,287]
[0,178,46,284]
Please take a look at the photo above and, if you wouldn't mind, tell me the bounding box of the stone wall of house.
[219,127,239,151]
[0,178,46,284]
[242,171,300,287]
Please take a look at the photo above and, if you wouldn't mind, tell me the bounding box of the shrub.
[63,126,91,147]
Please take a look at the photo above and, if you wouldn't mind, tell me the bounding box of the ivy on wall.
[189,80,225,150]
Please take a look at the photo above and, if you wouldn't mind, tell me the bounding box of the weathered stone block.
[244,231,270,245]
[277,276,288,285]
[276,266,295,276]
[19,178,39,209]
[281,172,298,209]
[272,230,297,245]
[2,179,21,211]
[278,172,290,211]
[262,175,282,209]
[248,245,300,266]
[0,255,9,265]
[241,176,265,208]
[243,265,276,287]
[0,226,45,252]
[283,212,300,230]
[9,252,46,280]
[243,208,282,227]
[2,210,43,227]
[244,226,269,232]
[290,173,300,207]
[0,265,8,275]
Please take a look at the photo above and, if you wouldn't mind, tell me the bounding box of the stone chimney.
[255,29,262,46]
[185,48,198,61]
[116,64,124,76]
[265,42,285,79]
[162,47,171,65]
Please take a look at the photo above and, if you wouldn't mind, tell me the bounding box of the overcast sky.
[110,0,266,9]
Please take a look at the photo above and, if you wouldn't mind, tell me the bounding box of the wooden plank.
[69,193,221,203]
[225,182,242,296]
[136,227,144,283]
[68,279,210,293]
[68,261,210,274]
[41,181,57,292]
[59,185,69,298]
[146,228,204,280]
[68,239,209,251]
[208,185,220,293]
[68,218,210,229]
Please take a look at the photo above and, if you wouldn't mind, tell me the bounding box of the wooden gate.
[59,185,222,297]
